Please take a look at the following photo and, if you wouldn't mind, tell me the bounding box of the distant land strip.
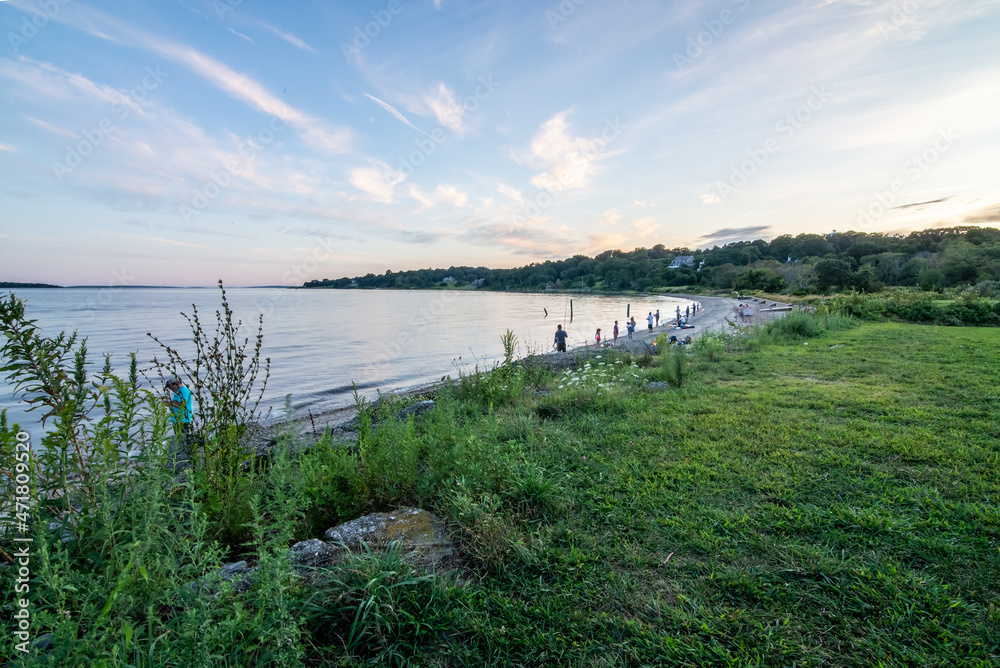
[0,282,62,289]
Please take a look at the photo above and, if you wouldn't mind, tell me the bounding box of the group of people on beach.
[736,303,755,323]
[553,301,701,351]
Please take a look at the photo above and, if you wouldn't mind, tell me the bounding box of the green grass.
[3,313,998,666]
[420,321,1000,666]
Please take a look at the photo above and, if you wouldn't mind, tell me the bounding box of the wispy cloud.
[891,197,952,210]
[0,57,332,213]
[228,28,255,43]
[497,183,524,204]
[460,219,567,255]
[122,234,210,249]
[1,56,145,115]
[395,229,443,244]
[962,204,1000,224]
[598,209,621,226]
[349,160,405,203]
[257,22,316,53]
[365,93,432,137]
[519,111,609,192]
[410,184,467,208]
[699,226,773,245]
[12,3,351,153]
[632,216,660,238]
[0,142,15,152]
[21,113,77,138]
[584,233,629,254]
[424,83,465,134]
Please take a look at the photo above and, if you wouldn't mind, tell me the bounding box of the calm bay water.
[1,288,693,428]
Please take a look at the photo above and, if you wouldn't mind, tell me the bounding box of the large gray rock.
[324,507,459,571]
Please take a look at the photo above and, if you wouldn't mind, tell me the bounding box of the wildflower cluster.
[554,356,643,396]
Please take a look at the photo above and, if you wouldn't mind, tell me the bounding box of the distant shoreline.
[1,284,295,289]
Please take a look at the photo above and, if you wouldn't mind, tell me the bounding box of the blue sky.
[1,0,998,286]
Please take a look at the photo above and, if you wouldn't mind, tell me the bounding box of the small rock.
[192,561,256,595]
[290,538,339,569]
[647,381,669,390]
[219,561,251,581]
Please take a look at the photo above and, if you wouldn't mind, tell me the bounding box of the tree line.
[303,226,1000,294]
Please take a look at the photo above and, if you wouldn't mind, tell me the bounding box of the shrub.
[763,312,823,340]
[148,280,270,472]
[0,292,303,665]
[691,334,726,362]
[659,345,688,388]
[828,290,1000,326]
[297,434,364,534]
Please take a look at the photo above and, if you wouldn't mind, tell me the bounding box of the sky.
[1,0,999,287]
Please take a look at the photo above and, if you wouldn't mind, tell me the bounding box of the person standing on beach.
[595,328,601,346]
[613,321,619,344]
[655,309,660,326]
[164,376,193,430]
[627,318,635,340]
[646,312,654,331]
[163,375,194,464]
[553,324,568,352]
[685,305,690,319]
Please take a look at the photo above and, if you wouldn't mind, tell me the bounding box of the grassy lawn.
[4,314,997,666]
[432,322,1000,666]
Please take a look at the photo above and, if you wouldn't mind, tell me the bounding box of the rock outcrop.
[321,507,459,571]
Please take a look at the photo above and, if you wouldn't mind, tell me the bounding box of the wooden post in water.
[570,300,574,322]
[627,303,630,318]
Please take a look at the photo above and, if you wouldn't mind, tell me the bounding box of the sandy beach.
[263,293,790,443]
[575,292,791,354]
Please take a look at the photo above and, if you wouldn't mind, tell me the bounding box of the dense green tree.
[918,268,946,292]
[734,268,785,292]
[814,258,855,291]
[303,226,999,294]
[939,241,982,285]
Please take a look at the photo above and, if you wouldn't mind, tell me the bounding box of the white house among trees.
[668,255,695,268]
